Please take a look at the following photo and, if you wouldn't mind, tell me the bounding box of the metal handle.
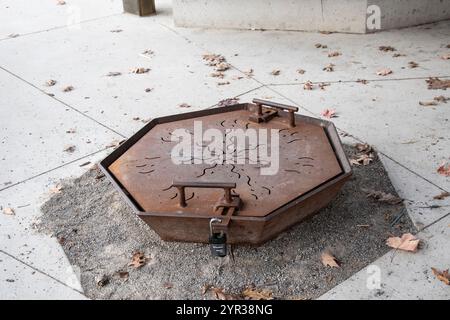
[172,181,236,207]
[252,98,299,127]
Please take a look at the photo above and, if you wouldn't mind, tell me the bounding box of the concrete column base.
[173,0,450,33]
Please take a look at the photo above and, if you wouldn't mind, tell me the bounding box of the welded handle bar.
[252,98,299,127]
[172,181,236,208]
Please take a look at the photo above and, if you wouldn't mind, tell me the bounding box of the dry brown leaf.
[315,43,327,49]
[110,29,123,33]
[217,81,230,86]
[242,287,273,300]
[271,69,281,76]
[128,251,149,269]
[350,153,374,166]
[357,79,368,84]
[50,184,63,194]
[321,252,340,268]
[297,69,306,74]
[433,191,450,200]
[218,98,240,107]
[319,82,330,90]
[393,53,406,57]
[202,53,226,66]
[426,77,450,90]
[131,67,150,74]
[320,108,337,119]
[355,143,372,154]
[441,53,450,60]
[164,282,173,289]
[379,46,396,52]
[365,190,403,205]
[431,268,450,285]
[408,61,419,68]
[328,51,341,57]
[215,62,230,72]
[437,161,450,176]
[63,145,76,153]
[210,71,224,78]
[142,49,154,56]
[46,79,57,87]
[3,207,15,215]
[434,95,449,103]
[243,69,254,77]
[57,0,66,5]
[118,271,129,280]
[63,85,74,92]
[211,287,238,300]
[386,233,419,252]
[419,100,438,106]
[377,68,393,76]
[303,81,314,90]
[145,88,153,93]
[323,63,335,72]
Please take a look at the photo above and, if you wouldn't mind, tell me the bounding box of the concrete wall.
[173,0,450,33]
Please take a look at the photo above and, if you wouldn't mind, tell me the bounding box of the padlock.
[209,218,227,257]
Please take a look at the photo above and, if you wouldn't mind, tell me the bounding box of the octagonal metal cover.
[100,101,351,221]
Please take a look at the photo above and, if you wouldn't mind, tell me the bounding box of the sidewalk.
[0,0,449,299]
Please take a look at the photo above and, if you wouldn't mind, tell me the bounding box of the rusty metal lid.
[102,100,347,218]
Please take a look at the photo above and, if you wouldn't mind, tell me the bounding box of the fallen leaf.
[350,153,374,166]
[426,77,450,90]
[217,81,230,86]
[441,53,450,60]
[392,53,406,57]
[63,145,76,153]
[110,29,123,33]
[434,95,449,103]
[49,184,63,194]
[386,233,419,252]
[242,287,273,300]
[303,81,314,90]
[142,49,154,56]
[243,69,254,77]
[217,98,239,107]
[365,190,403,205]
[106,72,122,77]
[57,0,66,5]
[178,103,191,108]
[210,71,225,78]
[355,143,373,154]
[128,251,149,269]
[271,69,281,76]
[357,79,368,84]
[211,287,238,300]
[297,69,306,74]
[3,207,15,215]
[46,79,57,87]
[379,46,396,52]
[118,271,129,280]
[433,191,450,200]
[201,284,212,295]
[431,268,450,285]
[215,62,230,72]
[320,108,337,119]
[376,68,393,76]
[144,88,153,93]
[315,43,327,49]
[323,63,335,72]
[106,139,125,149]
[321,252,340,268]
[419,100,438,106]
[202,53,226,66]
[131,67,150,74]
[62,85,74,92]
[319,82,330,90]
[328,51,341,57]
[408,61,419,68]
[66,128,76,134]
[437,161,450,176]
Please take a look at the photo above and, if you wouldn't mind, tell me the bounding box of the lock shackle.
[209,218,222,236]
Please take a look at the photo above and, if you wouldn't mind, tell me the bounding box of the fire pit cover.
[100,99,351,246]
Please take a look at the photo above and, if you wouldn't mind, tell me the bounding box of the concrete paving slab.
[0,14,261,137]
[319,214,450,300]
[166,20,450,85]
[0,69,122,187]
[0,0,122,40]
[0,251,86,300]
[269,79,450,192]
[0,151,109,293]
